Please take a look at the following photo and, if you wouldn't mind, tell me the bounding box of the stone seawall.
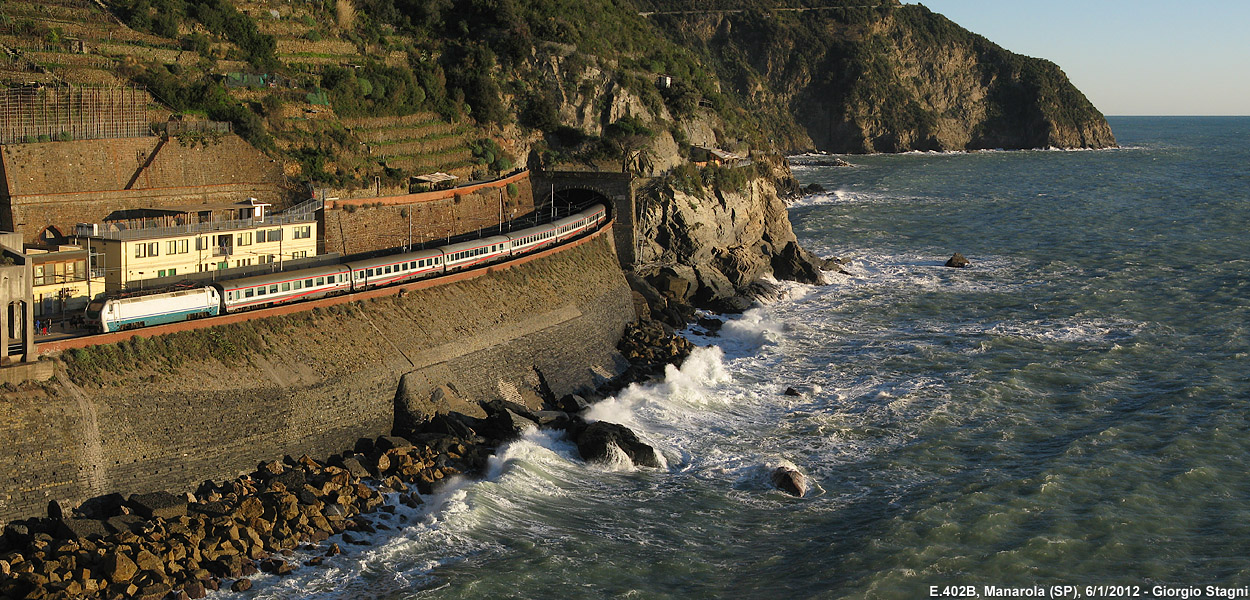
[0,231,633,524]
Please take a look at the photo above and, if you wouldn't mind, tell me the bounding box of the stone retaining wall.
[0,227,633,524]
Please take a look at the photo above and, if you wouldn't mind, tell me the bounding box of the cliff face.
[631,158,822,308]
[649,3,1116,153]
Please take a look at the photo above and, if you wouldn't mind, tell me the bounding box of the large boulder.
[691,264,738,306]
[771,241,825,284]
[127,491,187,520]
[576,422,661,468]
[56,518,109,541]
[473,408,537,443]
[99,551,139,584]
[648,266,697,302]
[770,467,808,497]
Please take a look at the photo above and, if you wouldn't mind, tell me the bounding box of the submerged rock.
[945,253,971,268]
[576,422,661,468]
[771,467,808,497]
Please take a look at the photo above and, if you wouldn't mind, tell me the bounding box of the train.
[84,204,607,333]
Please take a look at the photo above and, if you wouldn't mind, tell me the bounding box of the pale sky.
[914,1,1250,116]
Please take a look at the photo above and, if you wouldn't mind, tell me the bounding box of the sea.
[238,117,1250,599]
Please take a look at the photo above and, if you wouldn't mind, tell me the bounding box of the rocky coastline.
[0,310,695,600]
[0,163,826,600]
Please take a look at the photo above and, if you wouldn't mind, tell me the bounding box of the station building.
[75,199,319,294]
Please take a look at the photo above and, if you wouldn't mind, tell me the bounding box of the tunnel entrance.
[540,186,615,221]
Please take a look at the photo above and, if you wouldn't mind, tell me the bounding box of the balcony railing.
[76,213,316,242]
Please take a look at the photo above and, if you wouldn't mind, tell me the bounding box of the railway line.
[36,204,612,355]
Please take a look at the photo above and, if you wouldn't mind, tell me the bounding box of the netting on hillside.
[0,84,151,144]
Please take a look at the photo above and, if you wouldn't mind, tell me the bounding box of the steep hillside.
[643,1,1116,152]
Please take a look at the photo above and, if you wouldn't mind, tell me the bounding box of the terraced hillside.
[343,114,476,179]
[0,0,189,87]
[0,0,491,190]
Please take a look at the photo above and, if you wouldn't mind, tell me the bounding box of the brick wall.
[0,230,632,523]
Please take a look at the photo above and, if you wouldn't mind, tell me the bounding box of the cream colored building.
[75,200,318,293]
[26,244,102,319]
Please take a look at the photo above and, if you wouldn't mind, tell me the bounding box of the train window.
[269,285,278,294]
[385,266,392,274]
[257,287,266,296]
[294,280,302,290]
[410,261,416,269]
[316,277,324,286]
[367,268,374,277]
[305,279,314,287]
[282,282,291,292]
[245,288,254,298]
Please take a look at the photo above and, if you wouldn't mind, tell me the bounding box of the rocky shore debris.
[0,435,462,600]
[945,252,971,268]
[0,249,735,600]
[770,467,809,497]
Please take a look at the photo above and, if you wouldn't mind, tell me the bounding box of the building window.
[237,232,252,246]
[294,225,311,239]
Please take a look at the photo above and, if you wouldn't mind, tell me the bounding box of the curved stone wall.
[0,230,633,524]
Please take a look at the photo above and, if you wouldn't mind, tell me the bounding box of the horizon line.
[1105,114,1250,118]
